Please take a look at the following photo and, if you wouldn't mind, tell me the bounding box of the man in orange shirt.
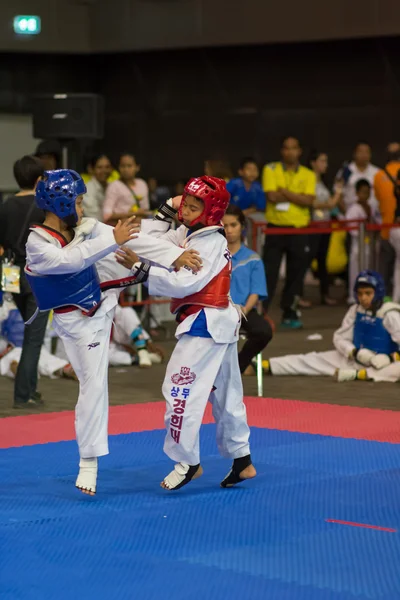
[374,142,400,298]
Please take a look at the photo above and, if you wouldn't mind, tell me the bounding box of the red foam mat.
[1,397,400,449]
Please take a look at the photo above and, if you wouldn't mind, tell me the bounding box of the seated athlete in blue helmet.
[260,270,400,383]
[25,169,201,496]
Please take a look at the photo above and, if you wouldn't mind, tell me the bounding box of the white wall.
[0,114,37,191]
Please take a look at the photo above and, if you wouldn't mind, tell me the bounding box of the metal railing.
[247,217,400,273]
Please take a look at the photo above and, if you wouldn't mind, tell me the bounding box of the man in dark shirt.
[0,155,47,408]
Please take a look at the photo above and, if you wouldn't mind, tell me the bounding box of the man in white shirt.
[336,142,380,213]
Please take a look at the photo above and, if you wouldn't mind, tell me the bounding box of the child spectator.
[262,270,400,383]
[226,158,266,215]
[223,205,272,374]
[345,179,376,304]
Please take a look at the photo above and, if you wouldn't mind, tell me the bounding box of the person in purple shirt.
[226,158,266,215]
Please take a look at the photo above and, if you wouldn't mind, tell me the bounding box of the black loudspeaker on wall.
[32,94,104,139]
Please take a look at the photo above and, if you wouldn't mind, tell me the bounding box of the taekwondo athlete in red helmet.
[25,169,202,496]
[116,176,257,490]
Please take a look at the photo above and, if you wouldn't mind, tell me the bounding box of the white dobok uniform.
[139,218,251,466]
[25,218,184,459]
[0,345,68,379]
[270,302,400,383]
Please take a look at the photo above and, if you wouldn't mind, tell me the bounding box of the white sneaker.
[336,368,357,382]
[138,348,152,368]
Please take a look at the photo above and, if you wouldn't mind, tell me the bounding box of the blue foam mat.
[1,426,400,600]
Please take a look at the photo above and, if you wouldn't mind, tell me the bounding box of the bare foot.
[322,296,337,306]
[298,298,312,309]
[76,487,96,497]
[63,364,78,381]
[221,456,257,488]
[223,465,257,488]
[238,464,257,481]
[243,365,255,376]
[10,361,19,376]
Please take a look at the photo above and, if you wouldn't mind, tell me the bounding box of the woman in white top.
[300,151,342,306]
[103,153,151,224]
[335,142,379,213]
[82,154,113,221]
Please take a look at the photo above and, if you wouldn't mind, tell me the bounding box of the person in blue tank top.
[260,270,400,383]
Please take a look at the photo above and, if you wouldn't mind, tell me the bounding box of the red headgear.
[178,176,231,227]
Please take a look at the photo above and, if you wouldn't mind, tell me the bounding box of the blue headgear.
[354,270,385,304]
[35,169,86,227]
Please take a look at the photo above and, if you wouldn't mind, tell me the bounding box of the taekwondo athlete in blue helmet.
[25,170,202,495]
[262,270,400,383]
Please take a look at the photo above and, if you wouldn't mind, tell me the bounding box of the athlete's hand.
[115,246,140,269]
[113,216,140,246]
[171,196,183,210]
[173,249,202,272]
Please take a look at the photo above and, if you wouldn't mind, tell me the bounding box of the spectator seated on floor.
[0,343,77,381]
[222,205,273,376]
[226,157,266,216]
[262,270,400,383]
[109,304,165,368]
[0,300,76,381]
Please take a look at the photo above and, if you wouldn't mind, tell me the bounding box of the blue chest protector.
[353,311,398,354]
[25,264,101,314]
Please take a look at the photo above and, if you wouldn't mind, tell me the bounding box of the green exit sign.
[13,15,41,35]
